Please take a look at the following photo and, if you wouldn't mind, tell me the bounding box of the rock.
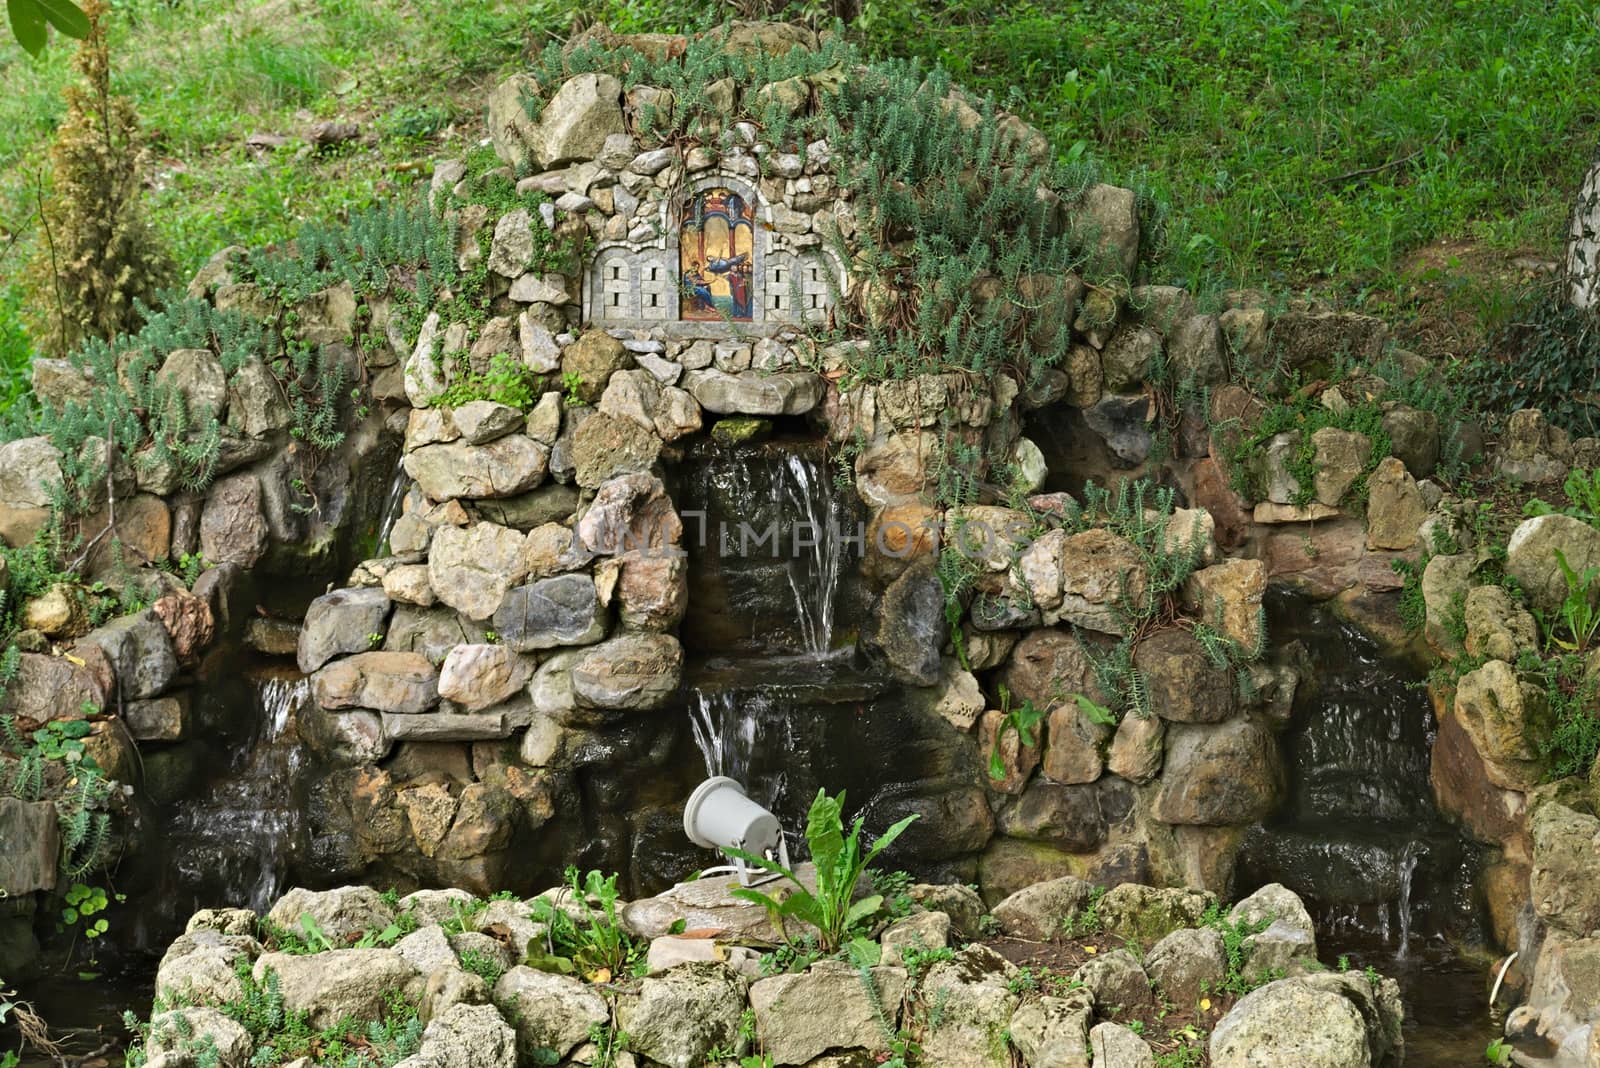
[382,564,436,607]
[155,930,261,1004]
[561,330,631,404]
[1015,528,1147,635]
[299,707,390,764]
[428,523,530,621]
[437,645,532,712]
[403,1002,517,1068]
[1454,659,1547,790]
[991,877,1094,941]
[488,210,537,278]
[266,886,396,941]
[1531,802,1600,937]
[576,473,680,554]
[1152,719,1283,825]
[919,946,1020,1068]
[200,472,270,567]
[22,583,86,636]
[750,960,905,1065]
[0,436,62,543]
[999,781,1105,850]
[571,632,682,710]
[682,368,824,415]
[616,552,687,630]
[81,609,178,699]
[1210,978,1373,1068]
[1497,408,1570,483]
[1420,553,1471,656]
[1107,714,1164,783]
[571,412,662,489]
[2,650,106,722]
[492,966,608,1061]
[314,652,439,714]
[860,557,943,686]
[1076,184,1140,279]
[486,74,540,171]
[403,436,549,501]
[157,347,228,419]
[1101,326,1160,392]
[534,73,625,169]
[395,924,458,976]
[1382,406,1439,479]
[1009,991,1093,1068]
[1183,558,1267,649]
[384,605,488,663]
[253,948,418,1028]
[1135,629,1235,723]
[146,1007,253,1067]
[453,402,524,445]
[1168,314,1227,385]
[880,911,952,965]
[618,962,749,1068]
[1269,312,1388,381]
[0,798,59,895]
[1099,884,1215,942]
[1146,926,1226,1007]
[1310,427,1373,507]
[1088,1022,1156,1068]
[492,574,606,652]
[405,312,448,407]
[1464,585,1538,662]
[978,708,1041,794]
[1364,457,1425,550]
[1506,513,1600,617]
[299,587,392,673]
[228,357,291,436]
[1073,948,1153,1014]
[1082,394,1154,467]
[125,694,190,741]
[1230,883,1318,981]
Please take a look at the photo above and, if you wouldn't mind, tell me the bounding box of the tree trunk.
[1565,147,1600,311]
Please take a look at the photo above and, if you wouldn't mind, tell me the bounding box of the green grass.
[859,0,1600,295]
[0,0,1596,405]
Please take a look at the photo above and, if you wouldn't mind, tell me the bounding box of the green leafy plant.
[528,867,640,979]
[1526,468,1600,529]
[725,788,917,954]
[987,683,1045,781]
[1484,1037,1513,1066]
[458,949,505,988]
[1548,548,1600,652]
[561,371,586,407]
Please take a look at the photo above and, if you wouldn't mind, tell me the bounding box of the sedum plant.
[725,788,917,954]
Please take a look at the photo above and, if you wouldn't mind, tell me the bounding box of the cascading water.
[1236,592,1497,1065]
[158,671,311,917]
[778,452,850,656]
[373,457,410,555]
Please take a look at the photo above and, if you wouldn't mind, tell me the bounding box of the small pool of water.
[6,961,152,1067]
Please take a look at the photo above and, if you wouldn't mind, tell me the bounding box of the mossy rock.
[710,416,774,446]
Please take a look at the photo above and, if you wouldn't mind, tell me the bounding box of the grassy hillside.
[1,0,1597,407]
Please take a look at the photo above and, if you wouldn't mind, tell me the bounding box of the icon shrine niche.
[583,175,842,336]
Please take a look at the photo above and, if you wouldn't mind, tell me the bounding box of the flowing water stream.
[1237,593,1501,1065]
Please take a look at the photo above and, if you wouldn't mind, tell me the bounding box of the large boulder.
[1089,1023,1156,1067]
[1230,882,1318,981]
[252,948,418,1028]
[571,632,683,710]
[861,556,944,686]
[428,522,531,621]
[1015,528,1147,635]
[1146,926,1226,1007]
[618,962,750,1068]
[155,930,262,1004]
[1506,513,1600,616]
[1310,427,1373,507]
[266,887,396,941]
[561,330,632,404]
[1209,977,1378,1068]
[200,472,270,567]
[1183,558,1266,649]
[1008,991,1093,1068]
[1152,719,1283,825]
[1453,659,1547,790]
[437,645,533,712]
[1134,629,1235,723]
[1463,585,1538,663]
[1099,884,1214,942]
[313,652,439,714]
[534,73,626,169]
[575,472,681,554]
[0,798,59,895]
[682,368,824,416]
[991,876,1094,941]
[403,436,549,501]
[918,946,1019,1068]
[492,574,607,651]
[397,1002,517,1068]
[571,412,662,489]
[146,1007,254,1067]
[1072,949,1154,1014]
[299,587,392,673]
[0,437,62,545]
[1531,802,1600,938]
[80,609,179,699]
[492,966,608,1061]
[1364,457,1425,551]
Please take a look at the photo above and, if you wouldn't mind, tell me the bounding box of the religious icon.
[680,187,755,321]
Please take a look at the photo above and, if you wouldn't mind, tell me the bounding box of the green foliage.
[1526,468,1600,529]
[727,788,918,954]
[1199,902,1277,997]
[1536,654,1600,781]
[1548,549,1600,653]
[528,867,641,978]
[6,0,89,55]
[438,353,543,410]
[1467,285,1600,437]
[1485,1037,1513,1066]
[1220,376,1391,507]
[22,1,175,358]
[457,949,505,988]
[986,683,1044,781]
[1062,885,1106,939]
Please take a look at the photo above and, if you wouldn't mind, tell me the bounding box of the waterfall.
[778,451,847,655]
[1395,840,1421,959]
[164,674,310,914]
[374,457,410,554]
